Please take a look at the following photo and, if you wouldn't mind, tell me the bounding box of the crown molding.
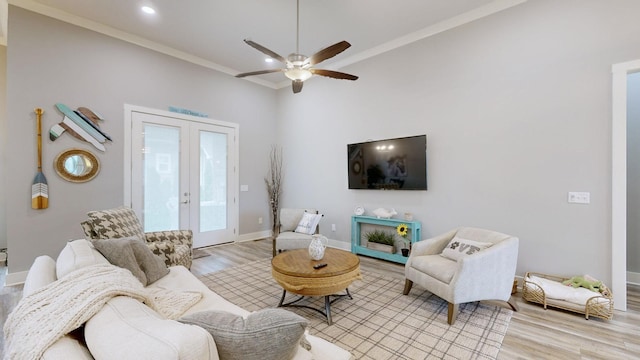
[8,0,525,91]
[275,0,527,89]
[8,0,277,89]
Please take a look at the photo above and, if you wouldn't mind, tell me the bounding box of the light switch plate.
[568,192,590,204]
[240,185,249,192]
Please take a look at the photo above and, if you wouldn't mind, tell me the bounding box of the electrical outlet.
[568,192,590,204]
[331,224,336,231]
[258,217,263,224]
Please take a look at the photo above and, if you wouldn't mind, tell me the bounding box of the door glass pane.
[143,124,180,231]
[200,131,227,232]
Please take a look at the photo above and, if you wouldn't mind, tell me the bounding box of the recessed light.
[141,6,156,15]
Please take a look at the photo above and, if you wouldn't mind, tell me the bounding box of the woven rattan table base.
[271,248,361,324]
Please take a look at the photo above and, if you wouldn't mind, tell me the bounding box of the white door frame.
[611,59,640,311]
[123,104,239,243]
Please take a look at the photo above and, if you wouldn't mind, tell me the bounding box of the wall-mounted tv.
[347,135,427,190]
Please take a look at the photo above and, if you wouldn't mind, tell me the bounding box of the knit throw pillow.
[178,309,310,360]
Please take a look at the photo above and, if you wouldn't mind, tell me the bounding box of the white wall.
[0,45,6,250]
[276,0,640,283]
[5,6,278,273]
[628,71,640,275]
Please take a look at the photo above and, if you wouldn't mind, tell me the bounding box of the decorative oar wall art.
[32,108,48,209]
[49,103,111,152]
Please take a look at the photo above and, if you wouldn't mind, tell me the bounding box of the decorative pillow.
[178,309,310,360]
[441,237,492,261]
[87,207,145,241]
[92,237,169,286]
[294,212,323,235]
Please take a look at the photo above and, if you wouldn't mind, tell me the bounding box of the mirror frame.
[54,148,100,183]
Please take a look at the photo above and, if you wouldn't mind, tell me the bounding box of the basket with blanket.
[522,272,613,320]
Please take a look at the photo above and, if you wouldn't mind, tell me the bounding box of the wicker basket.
[522,272,613,320]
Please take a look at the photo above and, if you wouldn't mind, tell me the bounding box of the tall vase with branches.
[265,145,283,234]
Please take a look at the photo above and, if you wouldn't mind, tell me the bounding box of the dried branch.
[264,145,283,233]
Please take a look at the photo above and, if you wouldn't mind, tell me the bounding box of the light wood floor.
[2,239,640,359]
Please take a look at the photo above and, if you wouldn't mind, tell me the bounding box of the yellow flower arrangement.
[396,224,410,248]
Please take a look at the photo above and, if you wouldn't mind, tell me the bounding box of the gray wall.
[5,6,277,273]
[6,1,640,285]
[628,71,640,275]
[0,45,6,250]
[276,0,640,283]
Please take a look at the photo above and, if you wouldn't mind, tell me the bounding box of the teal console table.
[351,215,422,264]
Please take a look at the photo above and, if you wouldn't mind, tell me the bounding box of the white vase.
[308,235,328,260]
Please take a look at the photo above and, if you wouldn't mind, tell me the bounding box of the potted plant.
[397,223,410,257]
[365,229,395,254]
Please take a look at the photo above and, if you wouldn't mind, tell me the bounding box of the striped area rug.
[198,259,512,360]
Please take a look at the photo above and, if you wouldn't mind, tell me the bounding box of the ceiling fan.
[235,0,358,94]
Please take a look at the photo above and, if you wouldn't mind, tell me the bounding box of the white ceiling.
[3,0,526,88]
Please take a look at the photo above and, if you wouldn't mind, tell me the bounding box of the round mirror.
[54,148,100,183]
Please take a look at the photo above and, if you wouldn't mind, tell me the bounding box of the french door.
[125,106,238,248]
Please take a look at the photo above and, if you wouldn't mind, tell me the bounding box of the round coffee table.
[271,248,361,325]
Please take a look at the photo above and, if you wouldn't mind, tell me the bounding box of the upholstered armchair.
[403,227,519,324]
[272,208,322,256]
[81,206,193,269]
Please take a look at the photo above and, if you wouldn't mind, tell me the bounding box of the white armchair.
[272,208,321,256]
[403,227,519,324]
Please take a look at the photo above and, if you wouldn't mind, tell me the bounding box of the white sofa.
[16,239,352,359]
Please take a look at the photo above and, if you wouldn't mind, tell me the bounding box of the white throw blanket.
[3,264,202,360]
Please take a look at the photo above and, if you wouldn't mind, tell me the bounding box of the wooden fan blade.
[308,41,351,66]
[292,80,303,93]
[310,69,358,81]
[243,39,287,63]
[236,69,284,78]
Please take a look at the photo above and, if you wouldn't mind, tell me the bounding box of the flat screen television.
[347,135,427,190]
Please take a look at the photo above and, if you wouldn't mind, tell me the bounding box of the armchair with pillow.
[81,206,193,269]
[273,208,323,256]
[403,227,519,324]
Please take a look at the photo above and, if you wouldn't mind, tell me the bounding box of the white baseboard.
[327,238,351,251]
[5,270,28,286]
[627,271,640,286]
[236,230,272,243]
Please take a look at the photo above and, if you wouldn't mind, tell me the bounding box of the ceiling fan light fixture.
[284,68,312,82]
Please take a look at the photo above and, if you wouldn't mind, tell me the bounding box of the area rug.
[198,259,512,360]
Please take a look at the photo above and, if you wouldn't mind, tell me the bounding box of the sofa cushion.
[41,336,93,360]
[56,239,110,279]
[23,256,57,296]
[85,296,217,360]
[412,255,457,284]
[441,236,492,261]
[92,237,169,285]
[178,309,309,360]
[294,212,323,235]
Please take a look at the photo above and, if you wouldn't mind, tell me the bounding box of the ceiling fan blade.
[308,41,351,66]
[235,69,284,78]
[243,39,287,63]
[292,80,303,94]
[310,69,358,81]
